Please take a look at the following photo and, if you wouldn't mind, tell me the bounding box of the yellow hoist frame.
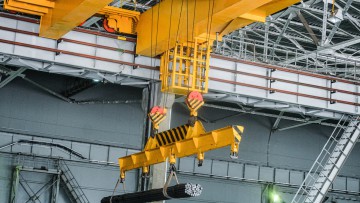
[160,38,211,96]
[119,92,244,182]
[98,6,140,35]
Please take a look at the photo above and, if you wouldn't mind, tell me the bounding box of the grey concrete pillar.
[149,89,175,202]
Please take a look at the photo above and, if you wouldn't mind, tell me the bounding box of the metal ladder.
[59,160,90,203]
[291,115,360,203]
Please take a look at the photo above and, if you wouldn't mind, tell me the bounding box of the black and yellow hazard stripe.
[188,98,204,111]
[155,125,189,146]
[233,125,243,142]
[150,112,165,124]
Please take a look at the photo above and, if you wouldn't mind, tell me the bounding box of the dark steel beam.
[297,11,320,46]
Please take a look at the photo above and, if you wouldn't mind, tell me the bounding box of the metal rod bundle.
[101,183,203,203]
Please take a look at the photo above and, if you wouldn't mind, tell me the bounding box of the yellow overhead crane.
[137,0,300,95]
[3,0,299,189]
[3,0,140,38]
[3,0,300,95]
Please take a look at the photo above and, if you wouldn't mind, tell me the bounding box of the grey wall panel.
[71,142,90,160]
[12,134,31,154]
[275,169,290,184]
[244,165,259,180]
[108,147,127,164]
[211,160,228,177]
[337,200,360,203]
[0,77,144,148]
[342,144,360,176]
[67,162,137,193]
[228,162,244,179]
[270,120,328,171]
[52,139,72,159]
[179,157,195,172]
[90,144,109,162]
[347,178,359,192]
[127,149,140,156]
[0,155,13,203]
[290,170,304,186]
[194,159,211,174]
[67,163,138,203]
[334,176,347,191]
[0,132,13,152]
[259,166,274,182]
[32,137,52,156]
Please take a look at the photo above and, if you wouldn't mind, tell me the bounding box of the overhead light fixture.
[328,8,343,24]
[93,79,100,82]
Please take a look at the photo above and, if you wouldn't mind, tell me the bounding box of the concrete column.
[150,112,171,190]
[149,87,175,202]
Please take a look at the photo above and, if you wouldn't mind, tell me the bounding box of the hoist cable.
[186,0,191,94]
[175,0,185,43]
[200,0,215,94]
[163,0,174,109]
[149,1,156,106]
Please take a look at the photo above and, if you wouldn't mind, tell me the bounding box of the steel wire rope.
[192,0,197,41]
[152,0,165,110]
[175,0,185,97]
[162,0,175,109]
[149,1,156,109]
[175,0,185,43]
[171,0,184,105]
[186,0,191,95]
[201,0,215,95]
[154,0,162,95]
[189,0,197,97]
[109,178,121,203]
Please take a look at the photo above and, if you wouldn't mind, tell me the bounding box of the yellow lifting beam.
[119,120,243,181]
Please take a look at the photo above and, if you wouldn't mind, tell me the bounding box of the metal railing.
[214,37,360,80]
[60,160,90,203]
[291,115,360,203]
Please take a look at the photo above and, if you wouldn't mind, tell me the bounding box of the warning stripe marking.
[163,132,171,144]
[233,125,243,142]
[173,128,181,141]
[156,135,163,146]
[154,125,189,146]
[159,133,167,146]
